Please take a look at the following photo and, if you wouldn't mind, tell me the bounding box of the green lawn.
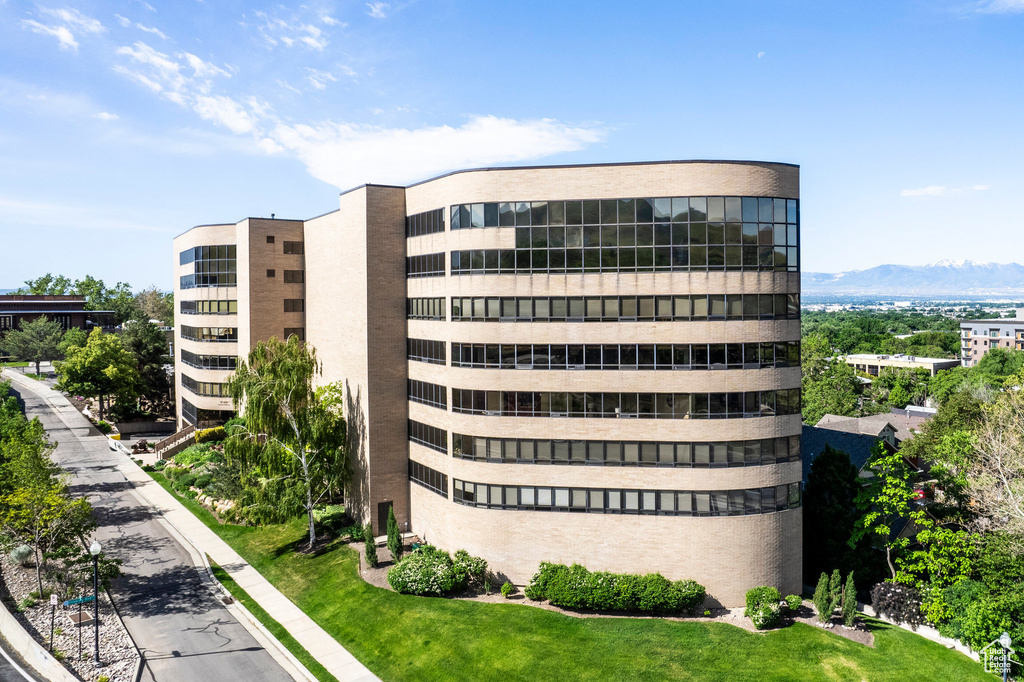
[147,471,990,682]
[0,362,29,368]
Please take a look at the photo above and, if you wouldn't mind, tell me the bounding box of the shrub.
[98,676,110,682]
[751,603,782,630]
[386,506,402,562]
[523,562,705,614]
[870,583,925,630]
[364,524,378,568]
[193,474,213,490]
[313,504,347,534]
[195,426,227,443]
[17,596,35,611]
[935,580,987,641]
[841,573,858,626]
[452,549,487,587]
[95,420,112,434]
[386,545,486,596]
[173,443,215,468]
[829,569,842,614]
[10,545,32,566]
[223,416,246,433]
[177,472,197,489]
[785,594,802,611]
[501,581,514,598]
[745,586,783,629]
[813,572,832,623]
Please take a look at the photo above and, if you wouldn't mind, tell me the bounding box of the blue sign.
[62,596,95,606]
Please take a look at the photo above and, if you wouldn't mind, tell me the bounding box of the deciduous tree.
[226,336,349,549]
[55,328,142,421]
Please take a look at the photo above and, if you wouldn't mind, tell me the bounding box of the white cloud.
[321,15,344,26]
[182,52,230,79]
[116,42,186,91]
[757,51,765,58]
[39,7,104,34]
[22,20,78,50]
[901,184,990,197]
[193,95,257,134]
[976,0,1024,12]
[94,111,119,120]
[267,115,606,190]
[366,2,389,18]
[306,69,337,91]
[254,10,331,51]
[115,13,168,39]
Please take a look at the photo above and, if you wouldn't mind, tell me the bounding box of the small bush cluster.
[525,563,706,615]
[785,594,802,611]
[387,545,488,596]
[871,582,925,630]
[745,586,782,629]
[313,504,348,534]
[501,581,514,598]
[195,426,227,443]
[95,420,112,434]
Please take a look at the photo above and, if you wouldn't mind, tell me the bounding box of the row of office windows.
[450,434,801,468]
[407,253,446,278]
[409,461,448,497]
[450,294,800,322]
[449,388,801,419]
[406,208,445,238]
[179,300,238,315]
[446,341,800,370]
[181,374,230,398]
[180,272,237,289]
[449,245,797,274]
[179,244,236,265]
[180,399,234,427]
[180,349,237,371]
[406,297,446,320]
[512,222,796,250]
[408,379,448,409]
[450,197,798,229]
[180,325,237,343]
[452,479,802,516]
[407,338,446,365]
[408,420,448,453]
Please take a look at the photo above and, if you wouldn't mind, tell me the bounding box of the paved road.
[0,634,45,682]
[7,375,294,682]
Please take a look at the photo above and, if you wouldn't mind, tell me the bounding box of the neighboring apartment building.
[843,353,960,377]
[0,294,115,334]
[173,160,803,605]
[960,316,1024,367]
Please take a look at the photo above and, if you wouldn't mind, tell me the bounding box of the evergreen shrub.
[785,594,802,611]
[524,562,705,614]
[745,586,783,629]
[195,426,227,443]
[9,545,32,566]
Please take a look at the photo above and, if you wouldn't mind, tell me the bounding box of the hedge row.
[524,562,705,614]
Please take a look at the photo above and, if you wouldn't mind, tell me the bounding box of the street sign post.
[49,594,57,652]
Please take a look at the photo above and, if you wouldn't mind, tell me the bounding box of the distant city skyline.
[2,0,1023,289]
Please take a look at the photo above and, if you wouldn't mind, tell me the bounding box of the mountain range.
[802,260,1024,297]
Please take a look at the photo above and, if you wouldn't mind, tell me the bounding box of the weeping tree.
[226,336,349,549]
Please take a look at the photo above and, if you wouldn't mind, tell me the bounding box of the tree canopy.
[1,316,64,375]
[226,336,349,549]
[55,328,142,421]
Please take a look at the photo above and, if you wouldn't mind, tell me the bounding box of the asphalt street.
[7,375,294,682]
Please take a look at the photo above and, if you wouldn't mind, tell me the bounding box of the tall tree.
[803,445,862,582]
[120,319,170,403]
[227,336,349,549]
[55,328,142,421]
[134,287,174,326]
[850,442,917,579]
[2,316,64,375]
[17,274,73,295]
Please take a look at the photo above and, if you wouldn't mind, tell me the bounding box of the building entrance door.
[377,501,393,536]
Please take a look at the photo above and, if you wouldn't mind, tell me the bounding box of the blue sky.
[1,0,1022,290]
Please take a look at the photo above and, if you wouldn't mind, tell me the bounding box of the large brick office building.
[173,160,803,604]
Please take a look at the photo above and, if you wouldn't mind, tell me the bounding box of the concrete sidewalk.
[2,370,379,682]
[116,457,380,682]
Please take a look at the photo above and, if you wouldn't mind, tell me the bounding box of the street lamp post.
[1000,631,1012,682]
[89,540,101,666]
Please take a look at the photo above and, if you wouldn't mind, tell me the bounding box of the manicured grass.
[208,558,338,682]
[0,362,29,368]
[147,470,989,681]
